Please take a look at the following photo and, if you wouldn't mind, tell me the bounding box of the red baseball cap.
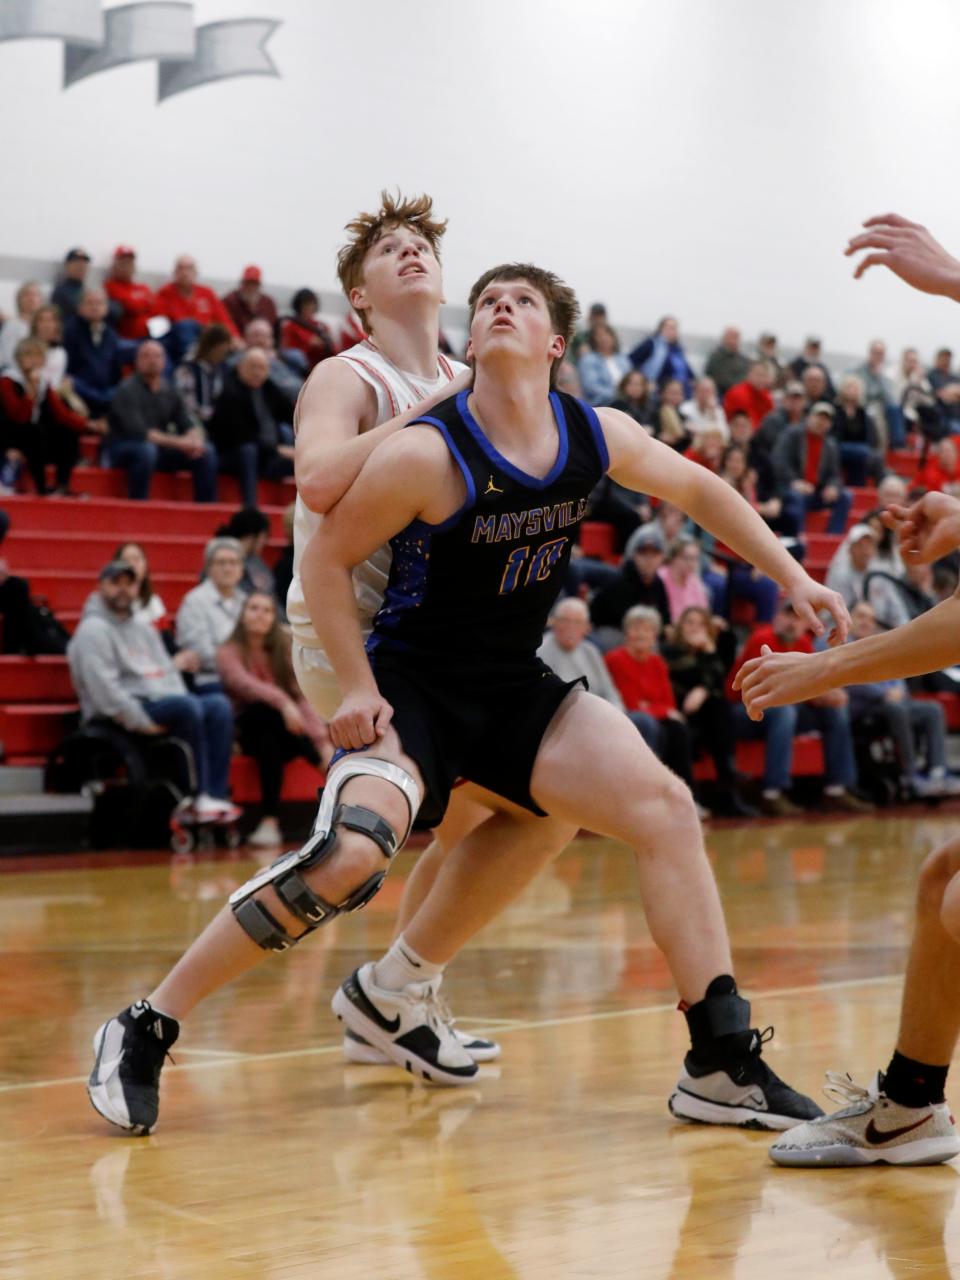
[241,264,262,283]
[114,244,136,259]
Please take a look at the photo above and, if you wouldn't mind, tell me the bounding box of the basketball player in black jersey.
[302,263,851,1125]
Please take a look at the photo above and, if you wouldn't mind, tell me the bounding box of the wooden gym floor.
[2,812,960,1279]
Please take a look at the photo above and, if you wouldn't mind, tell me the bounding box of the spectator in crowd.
[555,362,582,397]
[107,340,217,502]
[67,560,238,822]
[174,324,233,428]
[658,533,711,623]
[0,337,87,495]
[0,282,45,371]
[156,256,240,359]
[238,318,303,401]
[222,265,278,336]
[833,374,884,485]
[604,605,697,795]
[29,305,68,394]
[719,442,754,500]
[877,471,908,509]
[825,522,879,608]
[705,326,750,398]
[664,605,756,817]
[868,559,937,633]
[682,376,727,434]
[727,600,870,816]
[578,323,631,406]
[113,540,169,628]
[208,350,294,507]
[51,248,92,320]
[176,537,247,692]
[629,316,695,397]
[723,360,774,428]
[104,246,157,341]
[654,378,691,450]
[789,336,836,398]
[755,380,806,459]
[854,338,902,448]
[215,507,275,596]
[927,348,960,433]
[571,302,613,361]
[589,524,671,634]
[279,289,337,372]
[538,596,631,713]
[609,369,656,429]
[844,600,960,799]
[217,591,325,847]
[723,414,792,532]
[773,401,852,534]
[0,509,67,654]
[272,502,296,613]
[63,288,123,417]
[914,435,960,495]
[684,423,727,474]
[895,347,933,434]
[582,469,650,556]
[801,363,832,410]
[756,332,783,388]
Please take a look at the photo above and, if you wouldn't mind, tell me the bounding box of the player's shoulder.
[375,418,453,469]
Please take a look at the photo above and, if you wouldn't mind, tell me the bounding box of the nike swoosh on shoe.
[864,1115,933,1145]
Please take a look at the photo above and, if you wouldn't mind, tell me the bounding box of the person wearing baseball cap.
[105,245,158,340]
[51,247,91,320]
[222,263,277,335]
[825,522,879,608]
[773,397,852,535]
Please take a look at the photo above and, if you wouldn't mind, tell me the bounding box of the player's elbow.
[294,458,337,514]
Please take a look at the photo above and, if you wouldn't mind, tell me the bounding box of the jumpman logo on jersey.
[484,476,504,496]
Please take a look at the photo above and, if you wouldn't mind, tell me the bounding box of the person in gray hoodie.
[68,560,238,821]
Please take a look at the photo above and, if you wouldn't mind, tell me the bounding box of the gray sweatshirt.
[175,579,246,685]
[537,633,625,709]
[68,592,186,732]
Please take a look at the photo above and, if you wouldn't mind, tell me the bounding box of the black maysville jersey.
[368,389,609,666]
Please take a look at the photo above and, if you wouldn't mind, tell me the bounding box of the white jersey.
[287,339,464,651]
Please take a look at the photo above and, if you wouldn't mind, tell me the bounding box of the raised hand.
[883,492,960,563]
[845,214,960,301]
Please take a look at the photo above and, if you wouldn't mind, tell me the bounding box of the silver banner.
[0,0,280,101]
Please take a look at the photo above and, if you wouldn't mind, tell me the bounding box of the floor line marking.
[0,974,901,1096]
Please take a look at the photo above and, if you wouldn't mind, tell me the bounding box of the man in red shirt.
[156,256,240,341]
[604,604,695,788]
[727,600,868,815]
[723,360,774,428]
[222,265,278,336]
[104,246,157,341]
[772,402,852,534]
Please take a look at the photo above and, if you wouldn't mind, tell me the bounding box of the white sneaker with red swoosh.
[770,1072,960,1166]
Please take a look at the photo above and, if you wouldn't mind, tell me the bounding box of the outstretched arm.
[844,213,960,302]
[883,491,960,563]
[597,408,849,642]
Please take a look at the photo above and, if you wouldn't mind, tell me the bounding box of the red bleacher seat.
[579,521,617,560]
[693,734,824,782]
[0,656,73,702]
[1,495,288,539]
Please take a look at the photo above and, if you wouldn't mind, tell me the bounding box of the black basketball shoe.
[88,999,179,1134]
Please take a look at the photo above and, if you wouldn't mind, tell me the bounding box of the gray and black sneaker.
[332,964,479,1086]
[669,1027,824,1131]
[88,999,179,1134]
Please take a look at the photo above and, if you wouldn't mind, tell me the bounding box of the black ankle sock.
[683,975,753,1065]
[883,1050,949,1108]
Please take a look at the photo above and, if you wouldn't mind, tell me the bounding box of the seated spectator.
[67,560,238,822]
[659,534,710,623]
[51,248,91,321]
[570,302,612,361]
[280,288,337,372]
[654,378,690,450]
[578,323,630,405]
[604,605,696,792]
[272,502,296,614]
[722,361,774,428]
[107,341,217,502]
[895,347,933,435]
[208,351,294,507]
[773,402,852,534]
[833,375,884,486]
[754,381,808,460]
[0,509,67,654]
[728,600,870,815]
[609,369,655,429]
[0,281,45,371]
[877,471,908,509]
[218,591,325,847]
[682,377,727,435]
[684,424,727,474]
[928,348,960,435]
[539,597,624,705]
[629,316,695,397]
[216,507,275,595]
[855,338,902,449]
[704,326,750,398]
[156,255,239,361]
[0,337,87,495]
[589,525,670,635]
[663,606,756,817]
[825,522,879,608]
[914,436,960,495]
[113,541,168,628]
[237,318,303,402]
[867,559,936,632]
[725,411,791,535]
[789,337,836,398]
[30,305,69,394]
[222,265,278,337]
[756,332,783,388]
[176,537,247,692]
[845,601,960,799]
[104,246,157,340]
[63,288,123,418]
[801,363,832,409]
[174,324,233,428]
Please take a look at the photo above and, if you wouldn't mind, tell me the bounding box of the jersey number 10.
[499,537,569,594]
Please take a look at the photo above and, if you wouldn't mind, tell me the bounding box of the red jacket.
[723,381,774,428]
[155,282,239,337]
[0,377,87,432]
[726,624,813,701]
[280,317,337,370]
[104,277,157,340]
[914,454,960,493]
[222,289,278,335]
[604,646,677,718]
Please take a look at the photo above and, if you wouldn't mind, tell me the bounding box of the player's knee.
[301,828,386,902]
[629,770,698,848]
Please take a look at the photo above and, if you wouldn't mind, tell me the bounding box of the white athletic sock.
[373,935,444,991]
